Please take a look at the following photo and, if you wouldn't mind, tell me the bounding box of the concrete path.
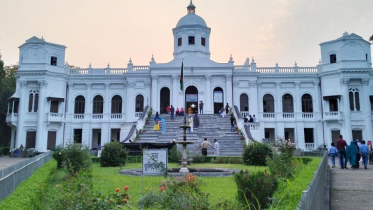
[0,156,28,170]
[329,158,373,210]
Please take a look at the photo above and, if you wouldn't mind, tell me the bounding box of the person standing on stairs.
[214,139,220,156]
[166,105,170,114]
[193,113,199,128]
[225,103,230,115]
[160,118,166,134]
[198,138,215,156]
[170,105,175,121]
[230,114,235,132]
[188,116,194,132]
[199,100,204,114]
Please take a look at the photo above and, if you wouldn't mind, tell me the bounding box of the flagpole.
[181,60,187,141]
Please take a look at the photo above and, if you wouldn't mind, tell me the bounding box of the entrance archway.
[185,86,198,114]
[160,87,170,114]
[213,87,224,114]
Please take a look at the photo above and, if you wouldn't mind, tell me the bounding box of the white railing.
[109,69,128,74]
[74,114,84,119]
[111,113,123,119]
[48,113,62,117]
[243,122,260,130]
[92,114,103,119]
[305,143,315,151]
[263,112,275,118]
[302,112,314,118]
[133,66,149,71]
[279,67,295,73]
[14,113,18,117]
[257,68,275,73]
[255,67,318,74]
[47,113,63,122]
[240,111,250,118]
[283,113,294,118]
[298,67,318,73]
[324,111,340,117]
[70,69,89,74]
[234,65,250,70]
[324,111,342,120]
[135,112,142,119]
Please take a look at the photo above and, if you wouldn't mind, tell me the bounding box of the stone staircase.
[137,114,244,156]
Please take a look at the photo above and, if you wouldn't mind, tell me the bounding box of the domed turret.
[172,1,211,59]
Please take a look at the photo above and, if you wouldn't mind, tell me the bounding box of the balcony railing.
[92,114,103,119]
[47,113,63,122]
[6,113,18,123]
[305,143,315,151]
[111,113,123,119]
[243,122,260,130]
[282,113,294,118]
[324,111,342,120]
[302,112,314,118]
[74,114,85,119]
[263,112,275,118]
[240,111,250,118]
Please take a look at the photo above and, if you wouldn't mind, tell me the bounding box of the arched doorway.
[240,93,249,111]
[213,87,224,114]
[160,87,170,114]
[185,86,198,114]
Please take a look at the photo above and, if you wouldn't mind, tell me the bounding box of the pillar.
[225,74,233,107]
[362,79,373,140]
[105,83,110,119]
[35,80,48,151]
[172,74,178,108]
[275,81,282,119]
[313,81,320,117]
[16,81,27,147]
[205,74,212,114]
[295,81,300,118]
[151,75,158,111]
[249,80,258,118]
[86,84,92,117]
[340,78,352,140]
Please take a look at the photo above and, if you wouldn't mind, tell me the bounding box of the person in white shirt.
[214,139,220,156]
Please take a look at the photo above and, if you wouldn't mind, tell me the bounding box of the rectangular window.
[330,54,336,63]
[28,94,33,112]
[34,93,39,112]
[47,131,57,150]
[178,37,182,46]
[201,37,205,46]
[188,36,195,45]
[329,99,338,111]
[50,101,59,113]
[304,128,314,143]
[51,56,57,66]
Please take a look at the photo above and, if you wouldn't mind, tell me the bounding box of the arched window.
[240,94,249,111]
[282,94,294,113]
[349,88,360,111]
[74,96,85,114]
[263,94,274,112]
[28,89,39,112]
[301,94,313,112]
[135,95,144,112]
[111,95,122,113]
[93,95,104,114]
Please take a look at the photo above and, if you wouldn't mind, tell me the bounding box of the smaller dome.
[176,13,207,28]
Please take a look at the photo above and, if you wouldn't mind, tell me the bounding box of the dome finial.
[187,0,196,14]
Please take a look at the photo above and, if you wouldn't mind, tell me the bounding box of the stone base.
[179,167,189,173]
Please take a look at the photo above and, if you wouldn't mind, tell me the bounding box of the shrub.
[62,141,92,175]
[100,141,128,167]
[168,145,181,163]
[211,156,243,164]
[243,142,273,166]
[0,147,10,156]
[52,146,64,168]
[233,169,277,209]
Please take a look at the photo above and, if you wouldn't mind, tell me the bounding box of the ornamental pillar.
[205,75,212,114]
[151,75,158,112]
[225,74,233,107]
[35,80,48,151]
[341,78,352,140]
[16,81,27,147]
[362,79,372,140]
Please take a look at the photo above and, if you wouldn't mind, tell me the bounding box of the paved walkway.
[329,158,373,210]
[0,156,28,170]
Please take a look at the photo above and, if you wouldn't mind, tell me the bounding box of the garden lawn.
[269,157,322,210]
[91,162,267,206]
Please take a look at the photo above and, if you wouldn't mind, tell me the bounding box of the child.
[329,142,338,168]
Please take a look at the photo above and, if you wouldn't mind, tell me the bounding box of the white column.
[105,83,110,119]
[225,74,233,107]
[16,81,27,147]
[295,81,300,118]
[205,74,212,114]
[341,78,352,140]
[249,80,258,118]
[86,84,92,117]
[362,79,372,140]
[313,81,320,117]
[275,81,282,119]
[122,81,127,118]
[10,127,16,150]
[151,75,158,112]
[35,80,48,151]
[172,74,178,108]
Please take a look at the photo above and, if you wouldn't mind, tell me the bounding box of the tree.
[370,35,373,42]
[0,60,17,147]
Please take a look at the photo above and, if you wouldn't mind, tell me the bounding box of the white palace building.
[5,2,373,152]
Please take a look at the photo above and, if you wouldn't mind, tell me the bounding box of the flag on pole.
[180,61,184,91]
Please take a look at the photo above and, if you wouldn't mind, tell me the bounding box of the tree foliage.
[0,58,17,147]
[370,34,373,42]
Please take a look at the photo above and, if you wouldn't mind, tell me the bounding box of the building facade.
[6,2,373,152]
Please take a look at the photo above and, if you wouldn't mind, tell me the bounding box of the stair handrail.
[233,105,241,119]
[232,105,253,145]
[121,125,137,143]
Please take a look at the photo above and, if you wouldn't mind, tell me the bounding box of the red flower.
[115,188,120,192]
[160,186,167,192]
[124,186,129,190]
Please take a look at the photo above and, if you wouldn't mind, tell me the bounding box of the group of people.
[166,105,185,118]
[243,114,257,123]
[153,112,167,134]
[329,135,372,170]
[188,114,200,132]
[219,103,231,118]
[197,138,220,156]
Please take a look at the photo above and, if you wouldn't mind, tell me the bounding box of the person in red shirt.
[166,105,170,114]
[336,135,348,169]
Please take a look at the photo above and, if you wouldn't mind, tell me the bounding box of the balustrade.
[135,112,142,119]
[92,114,103,119]
[240,111,250,118]
[263,112,275,118]
[74,114,85,119]
[243,122,260,130]
[302,112,314,118]
[282,113,294,118]
[111,113,123,119]
[305,143,315,151]
[133,66,149,71]
[47,113,63,122]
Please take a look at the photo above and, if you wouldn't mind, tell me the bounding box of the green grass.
[268,157,322,210]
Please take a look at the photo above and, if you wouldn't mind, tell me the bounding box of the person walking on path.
[188,116,194,132]
[337,135,348,169]
[198,138,215,156]
[329,143,339,168]
[170,105,175,121]
[346,140,358,170]
[354,141,361,169]
[230,114,235,132]
[360,140,370,169]
[160,118,166,134]
[193,113,199,128]
[199,100,204,114]
[225,103,230,115]
[214,139,220,156]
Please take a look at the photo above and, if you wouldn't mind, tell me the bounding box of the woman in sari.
[346,140,358,169]
[153,119,160,131]
[160,118,166,134]
[176,108,180,116]
[180,107,184,116]
[188,116,194,132]
[193,113,199,128]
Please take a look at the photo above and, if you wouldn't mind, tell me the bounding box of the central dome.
[176,13,207,28]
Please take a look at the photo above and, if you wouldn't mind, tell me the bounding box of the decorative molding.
[198,91,204,95]
[172,74,179,80]
[233,81,239,87]
[225,74,232,80]
[151,75,158,80]
[105,83,110,88]
[19,80,27,88]
[249,80,257,87]
[362,78,370,86]
[211,76,225,88]
[340,78,350,85]
[205,74,212,80]
[127,81,135,87]
[38,80,48,88]
[144,81,151,87]
[158,77,172,87]
[86,83,92,88]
